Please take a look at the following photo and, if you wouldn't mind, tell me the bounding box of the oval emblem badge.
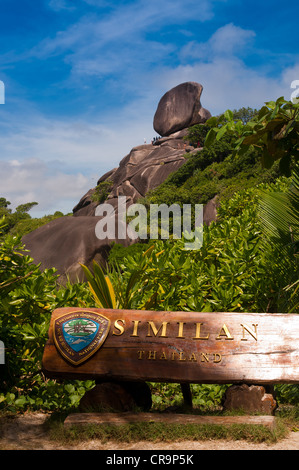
[53,310,110,365]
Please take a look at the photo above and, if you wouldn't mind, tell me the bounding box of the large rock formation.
[73,129,192,217]
[153,82,211,137]
[22,215,134,283]
[22,82,214,281]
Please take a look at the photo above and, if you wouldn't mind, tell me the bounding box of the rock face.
[22,215,134,283]
[153,82,211,137]
[22,82,214,281]
[73,135,190,217]
[223,384,277,415]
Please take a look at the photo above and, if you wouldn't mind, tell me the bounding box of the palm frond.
[258,165,298,312]
[80,262,117,309]
[259,165,298,252]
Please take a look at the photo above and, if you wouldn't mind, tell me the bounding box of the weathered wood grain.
[64,412,276,429]
[42,307,299,384]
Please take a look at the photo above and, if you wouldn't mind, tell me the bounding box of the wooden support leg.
[180,383,193,409]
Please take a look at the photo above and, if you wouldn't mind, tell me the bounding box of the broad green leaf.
[105,275,117,308]
[265,100,276,110]
[205,116,218,127]
[215,125,227,141]
[257,105,269,120]
[224,109,234,121]
[204,128,217,147]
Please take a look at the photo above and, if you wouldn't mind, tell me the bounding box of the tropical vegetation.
[0,98,298,416]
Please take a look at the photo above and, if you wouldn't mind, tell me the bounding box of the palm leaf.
[258,165,298,311]
[104,275,117,308]
[81,244,161,310]
[259,192,295,247]
[80,262,117,308]
[288,165,299,228]
[259,165,298,252]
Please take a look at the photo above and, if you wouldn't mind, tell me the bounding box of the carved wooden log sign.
[42,308,299,384]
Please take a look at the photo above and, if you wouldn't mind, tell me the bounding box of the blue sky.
[0,0,298,217]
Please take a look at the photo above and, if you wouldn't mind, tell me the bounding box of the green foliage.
[232,107,259,124]
[0,221,95,411]
[0,101,298,415]
[0,380,95,412]
[82,245,166,310]
[183,123,211,147]
[158,134,234,189]
[150,382,183,409]
[258,166,298,312]
[204,98,299,312]
[275,384,299,405]
[191,384,229,409]
[0,198,10,209]
[141,127,279,211]
[81,260,117,308]
[184,108,258,149]
[9,213,65,238]
[205,97,299,176]
[108,176,298,408]
[109,178,297,314]
[91,181,113,203]
[0,198,36,235]
[15,202,38,214]
[0,197,65,238]
[149,382,228,411]
[259,166,298,251]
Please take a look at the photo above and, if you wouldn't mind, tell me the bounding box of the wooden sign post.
[42,307,299,385]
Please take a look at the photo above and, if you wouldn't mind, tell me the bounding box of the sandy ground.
[0,412,299,451]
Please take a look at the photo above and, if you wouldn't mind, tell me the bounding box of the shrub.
[109,178,297,315]
[91,181,113,203]
[0,220,95,411]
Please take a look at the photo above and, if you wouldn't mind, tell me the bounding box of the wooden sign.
[42,307,299,384]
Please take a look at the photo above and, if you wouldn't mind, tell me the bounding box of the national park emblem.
[53,310,110,365]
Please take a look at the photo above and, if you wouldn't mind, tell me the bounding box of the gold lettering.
[193,323,209,340]
[189,352,197,362]
[148,350,157,360]
[177,322,186,338]
[213,353,222,363]
[131,320,140,337]
[201,352,209,362]
[147,321,169,337]
[179,352,186,361]
[113,319,125,336]
[241,323,258,341]
[216,324,234,340]
[137,350,145,360]
[159,351,167,360]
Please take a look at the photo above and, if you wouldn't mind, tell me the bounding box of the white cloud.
[1,157,90,216]
[6,110,155,158]
[32,0,216,70]
[155,58,295,116]
[281,63,299,100]
[2,24,299,217]
[2,10,299,218]
[2,49,295,218]
[0,107,157,216]
[160,23,298,114]
[180,23,256,60]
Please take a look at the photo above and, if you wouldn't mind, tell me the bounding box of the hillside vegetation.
[141,123,280,208]
[0,99,298,413]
